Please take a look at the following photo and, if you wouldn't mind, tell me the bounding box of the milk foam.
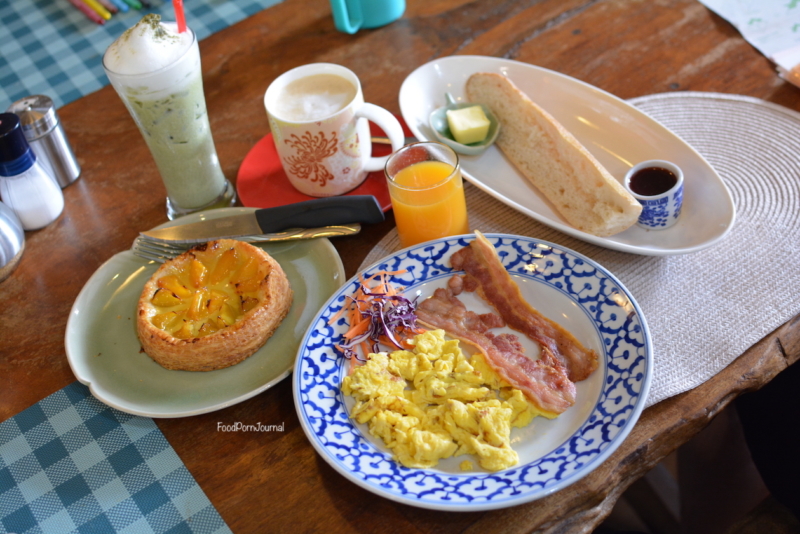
[274,74,357,122]
[104,15,193,75]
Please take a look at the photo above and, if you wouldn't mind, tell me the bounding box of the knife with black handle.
[141,195,385,244]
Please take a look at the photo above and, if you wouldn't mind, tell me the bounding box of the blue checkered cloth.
[0,382,231,534]
[0,0,283,109]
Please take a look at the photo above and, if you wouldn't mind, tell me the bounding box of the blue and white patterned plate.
[293,234,652,511]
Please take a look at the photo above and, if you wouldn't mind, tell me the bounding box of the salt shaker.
[7,95,81,188]
[0,113,64,230]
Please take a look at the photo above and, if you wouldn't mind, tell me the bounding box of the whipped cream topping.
[104,14,193,75]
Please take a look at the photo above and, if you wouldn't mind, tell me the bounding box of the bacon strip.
[450,231,599,382]
[417,288,576,415]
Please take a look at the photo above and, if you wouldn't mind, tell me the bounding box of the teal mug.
[330,0,405,34]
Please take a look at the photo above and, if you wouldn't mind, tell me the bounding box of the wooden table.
[2,0,799,531]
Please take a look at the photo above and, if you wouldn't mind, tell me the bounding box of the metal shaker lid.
[7,95,58,139]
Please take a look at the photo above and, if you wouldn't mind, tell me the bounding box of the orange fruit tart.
[136,239,293,371]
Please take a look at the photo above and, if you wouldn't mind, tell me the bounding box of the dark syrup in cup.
[628,166,678,197]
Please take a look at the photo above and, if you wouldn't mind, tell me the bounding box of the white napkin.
[698,0,800,88]
[772,44,800,87]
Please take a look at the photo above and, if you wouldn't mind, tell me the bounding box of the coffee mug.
[265,63,404,197]
[330,0,405,34]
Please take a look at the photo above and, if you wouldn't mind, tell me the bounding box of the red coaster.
[237,115,413,211]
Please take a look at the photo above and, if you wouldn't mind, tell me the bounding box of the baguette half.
[466,72,641,237]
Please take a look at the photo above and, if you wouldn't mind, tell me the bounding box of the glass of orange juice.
[385,142,469,248]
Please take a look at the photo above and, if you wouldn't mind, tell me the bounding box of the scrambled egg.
[341,329,549,472]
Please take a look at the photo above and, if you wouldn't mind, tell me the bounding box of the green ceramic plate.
[65,208,345,418]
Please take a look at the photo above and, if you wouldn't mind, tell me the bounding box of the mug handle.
[356,103,405,172]
[330,0,362,34]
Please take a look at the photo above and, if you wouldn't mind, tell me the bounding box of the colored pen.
[68,0,105,24]
[139,0,151,7]
[80,0,112,20]
[121,0,143,10]
[108,0,129,12]
[95,0,118,13]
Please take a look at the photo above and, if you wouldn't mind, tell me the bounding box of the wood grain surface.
[2,0,799,532]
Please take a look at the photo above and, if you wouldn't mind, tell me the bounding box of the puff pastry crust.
[136,239,293,371]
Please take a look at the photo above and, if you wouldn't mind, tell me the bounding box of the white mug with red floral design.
[264,63,405,197]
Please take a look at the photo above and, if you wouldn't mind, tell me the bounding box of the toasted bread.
[466,72,641,237]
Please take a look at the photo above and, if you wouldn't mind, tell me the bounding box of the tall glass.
[385,142,469,248]
[103,25,235,219]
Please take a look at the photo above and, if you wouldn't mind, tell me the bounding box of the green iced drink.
[103,15,235,219]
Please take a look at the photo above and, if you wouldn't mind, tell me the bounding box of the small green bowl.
[429,93,500,156]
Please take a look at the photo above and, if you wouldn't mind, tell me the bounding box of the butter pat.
[446,106,490,145]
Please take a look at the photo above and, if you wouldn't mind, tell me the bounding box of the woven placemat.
[361,92,800,407]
